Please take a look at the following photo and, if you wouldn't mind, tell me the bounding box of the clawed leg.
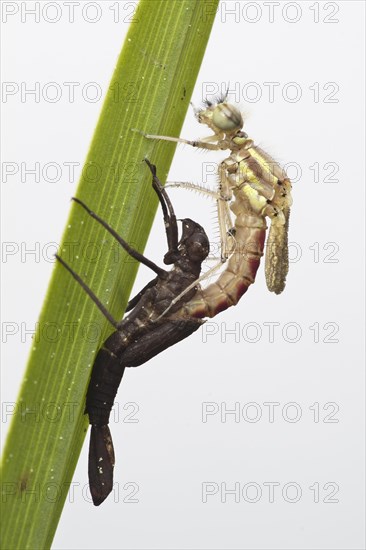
[165,181,220,200]
[72,197,165,277]
[125,159,181,311]
[144,158,178,262]
[55,254,120,328]
[131,128,225,151]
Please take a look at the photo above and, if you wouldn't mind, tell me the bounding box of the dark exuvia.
[56,159,209,505]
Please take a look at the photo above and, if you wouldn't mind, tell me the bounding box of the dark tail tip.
[88,424,115,506]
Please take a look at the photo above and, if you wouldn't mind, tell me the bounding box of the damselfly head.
[196,101,243,134]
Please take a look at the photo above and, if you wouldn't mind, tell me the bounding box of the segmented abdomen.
[85,331,128,426]
[183,213,267,318]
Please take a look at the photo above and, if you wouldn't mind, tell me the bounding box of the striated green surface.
[0,1,219,548]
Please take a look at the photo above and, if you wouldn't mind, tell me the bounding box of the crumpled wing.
[265,206,290,294]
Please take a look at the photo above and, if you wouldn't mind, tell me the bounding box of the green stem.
[0,1,219,548]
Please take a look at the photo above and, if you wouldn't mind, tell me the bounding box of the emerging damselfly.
[134,95,293,318]
[57,95,293,505]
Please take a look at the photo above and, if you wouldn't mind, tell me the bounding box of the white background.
[1,1,365,549]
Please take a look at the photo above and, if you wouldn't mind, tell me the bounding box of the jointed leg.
[165,181,220,201]
[144,158,178,255]
[72,197,165,277]
[55,254,119,328]
[132,129,224,151]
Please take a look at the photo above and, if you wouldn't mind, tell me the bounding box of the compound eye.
[212,103,243,131]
